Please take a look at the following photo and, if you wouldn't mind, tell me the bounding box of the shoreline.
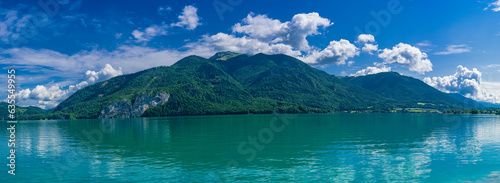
[3,111,498,122]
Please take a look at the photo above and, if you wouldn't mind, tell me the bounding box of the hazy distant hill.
[447,93,500,108]
[0,102,46,120]
[341,72,470,109]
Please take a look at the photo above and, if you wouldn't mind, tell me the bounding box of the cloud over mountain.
[378,43,433,74]
[232,12,332,51]
[301,39,359,66]
[351,66,391,77]
[424,65,500,104]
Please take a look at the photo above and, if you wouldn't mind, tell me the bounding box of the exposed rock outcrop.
[99,92,170,119]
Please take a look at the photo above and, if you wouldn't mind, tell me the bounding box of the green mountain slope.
[214,53,390,110]
[53,55,260,118]
[341,72,470,109]
[36,53,472,119]
[50,53,395,119]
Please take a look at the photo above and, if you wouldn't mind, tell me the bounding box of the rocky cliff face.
[99,92,170,119]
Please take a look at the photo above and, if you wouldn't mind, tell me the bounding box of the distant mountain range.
[3,52,498,120]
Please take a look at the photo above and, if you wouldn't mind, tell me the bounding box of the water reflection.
[0,114,499,182]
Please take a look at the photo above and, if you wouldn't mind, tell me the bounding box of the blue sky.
[1,0,500,108]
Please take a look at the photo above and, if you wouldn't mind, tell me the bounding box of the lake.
[1,113,500,182]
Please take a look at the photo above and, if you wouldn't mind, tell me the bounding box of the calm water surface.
[1,113,500,182]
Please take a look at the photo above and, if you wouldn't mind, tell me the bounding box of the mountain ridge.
[341,72,470,109]
[11,52,478,120]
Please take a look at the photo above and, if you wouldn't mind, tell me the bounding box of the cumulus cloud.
[198,33,301,56]
[361,44,378,54]
[232,12,332,51]
[434,44,471,55]
[191,12,355,65]
[287,13,333,50]
[301,39,359,66]
[171,5,201,30]
[132,5,201,42]
[351,65,392,77]
[232,13,288,42]
[356,34,375,44]
[423,65,500,104]
[378,43,433,74]
[17,64,123,109]
[356,34,378,54]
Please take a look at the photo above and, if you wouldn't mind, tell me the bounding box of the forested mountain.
[0,102,46,120]
[49,53,395,119]
[15,52,474,120]
[341,72,471,109]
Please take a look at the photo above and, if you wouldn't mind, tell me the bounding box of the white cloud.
[84,64,123,84]
[195,33,301,56]
[191,12,354,65]
[0,10,17,43]
[434,44,471,55]
[171,5,201,30]
[362,44,378,54]
[0,10,34,45]
[131,24,169,42]
[482,81,500,95]
[415,41,432,47]
[0,45,213,76]
[423,65,500,104]
[301,39,359,66]
[232,12,332,51]
[287,13,333,51]
[132,5,201,42]
[232,13,288,42]
[351,65,392,77]
[356,34,378,54]
[486,64,500,68]
[378,43,433,74]
[17,64,123,109]
[347,61,355,66]
[356,34,375,44]
[490,0,500,12]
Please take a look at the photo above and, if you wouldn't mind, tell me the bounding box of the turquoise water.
[1,113,500,182]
